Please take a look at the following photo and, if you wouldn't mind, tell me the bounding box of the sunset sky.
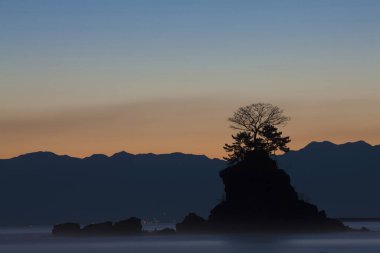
[1,0,379,158]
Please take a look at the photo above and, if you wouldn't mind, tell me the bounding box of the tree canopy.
[224,103,291,163]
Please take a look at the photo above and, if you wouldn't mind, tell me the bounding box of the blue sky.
[1,0,379,157]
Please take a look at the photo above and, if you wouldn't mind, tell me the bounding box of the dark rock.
[208,150,348,232]
[81,221,114,235]
[360,226,370,232]
[52,222,81,235]
[52,217,144,236]
[114,217,142,234]
[176,212,208,233]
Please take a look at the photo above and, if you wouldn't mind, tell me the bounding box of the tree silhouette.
[223,132,254,164]
[224,103,291,163]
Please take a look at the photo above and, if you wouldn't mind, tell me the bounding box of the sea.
[0,222,379,253]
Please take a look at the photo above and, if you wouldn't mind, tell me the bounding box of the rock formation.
[207,150,348,232]
[52,217,143,236]
[176,212,208,233]
[82,221,114,235]
[114,217,143,234]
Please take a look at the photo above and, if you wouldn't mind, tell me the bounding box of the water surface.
[0,222,379,253]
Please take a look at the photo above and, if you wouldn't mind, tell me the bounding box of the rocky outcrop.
[176,213,208,233]
[52,217,142,236]
[82,221,114,235]
[207,150,348,232]
[114,217,142,234]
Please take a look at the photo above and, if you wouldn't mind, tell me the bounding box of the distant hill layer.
[277,141,380,218]
[0,140,379,225]
[0,152,225,226]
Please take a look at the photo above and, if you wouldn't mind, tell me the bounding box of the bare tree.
[229,103,290,143]
[224,103,291,163]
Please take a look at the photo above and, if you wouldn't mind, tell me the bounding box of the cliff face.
[208,150,347,232]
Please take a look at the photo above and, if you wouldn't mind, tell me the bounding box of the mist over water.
[0,222,379,253]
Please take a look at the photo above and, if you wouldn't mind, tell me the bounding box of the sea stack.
[207,150,347,232]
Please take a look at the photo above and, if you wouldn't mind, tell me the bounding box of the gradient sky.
[1,0,379,158]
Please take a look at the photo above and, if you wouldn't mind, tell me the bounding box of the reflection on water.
[0,222,379,253]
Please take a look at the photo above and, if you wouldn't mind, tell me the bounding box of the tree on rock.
[224,103,291,163]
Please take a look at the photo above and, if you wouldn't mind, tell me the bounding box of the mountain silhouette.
[0,140,379,225]
[0,152,224,226]
[277,140,380,218]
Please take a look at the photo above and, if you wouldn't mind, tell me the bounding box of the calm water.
[0,222,379,253]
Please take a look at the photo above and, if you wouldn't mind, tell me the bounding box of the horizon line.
[1,139,377,160]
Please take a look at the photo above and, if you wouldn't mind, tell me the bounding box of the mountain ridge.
[2,151,219,161]
[0,140,379,225]
[3,140,378,161]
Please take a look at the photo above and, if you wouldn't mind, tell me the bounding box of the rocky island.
[176,150,348,232]
[52,217,145,236]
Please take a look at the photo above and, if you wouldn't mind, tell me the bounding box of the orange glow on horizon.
[1,98,379,159]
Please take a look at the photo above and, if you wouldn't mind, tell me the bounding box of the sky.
[0,0,379,158]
